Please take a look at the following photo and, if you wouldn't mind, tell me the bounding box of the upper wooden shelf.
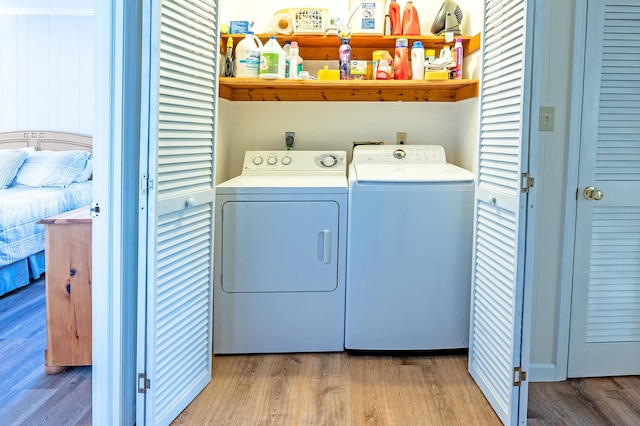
[218,33,481,102]
[218,78,478,102]
[221,33,481,61]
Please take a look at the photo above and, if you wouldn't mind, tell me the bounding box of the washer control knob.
[393,149,406,159]
[267,156,278,165]
[320,155,337,168]
[252,156,263,165]
[281,156,292,165]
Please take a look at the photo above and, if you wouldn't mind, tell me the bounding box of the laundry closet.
[215,0,567,376]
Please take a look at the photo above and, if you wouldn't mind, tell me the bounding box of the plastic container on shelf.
[234,32,263,78]
[394,38,409,80]
[388,0,402,35]
[453,37,463,79]
[372,50,393,80]
[411,41,425,80]
[402,1,421,35]
[259,36,286,79]
[288,41,299,79]
[339,38,352,80]
[283,41,291,77]
[349,0,385,35]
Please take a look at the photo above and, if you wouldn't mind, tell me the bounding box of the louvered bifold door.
[468,0,537,424]
[137,0,218,425]
[568,0,640,377]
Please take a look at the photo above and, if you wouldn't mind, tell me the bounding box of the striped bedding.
[0,181,92,268]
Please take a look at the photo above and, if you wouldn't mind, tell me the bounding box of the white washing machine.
[214,150,347,354]
[345,145,475,351]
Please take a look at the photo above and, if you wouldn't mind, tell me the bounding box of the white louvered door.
[468,0,538,424]
[137,1,218,425]
[568,0,640,377]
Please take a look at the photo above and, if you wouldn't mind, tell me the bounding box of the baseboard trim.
[529,363,561,382]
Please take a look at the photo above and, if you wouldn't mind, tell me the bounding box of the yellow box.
[425,70,449,80]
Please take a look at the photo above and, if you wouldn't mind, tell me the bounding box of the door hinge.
[138,373,150,393]
[521,173,534,193]
[90,202,101,218]
[513,367,527,386]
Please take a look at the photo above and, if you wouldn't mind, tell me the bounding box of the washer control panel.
[352,145,447,165]
[243,151,346,173]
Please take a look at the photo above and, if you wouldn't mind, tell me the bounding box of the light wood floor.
[2,280,640,425]
[172,352,501,426]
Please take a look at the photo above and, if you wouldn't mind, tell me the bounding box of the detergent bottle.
[234,32,263,78]
[388,0,402,35]
[402,1,421,35]
[259,36,286,79]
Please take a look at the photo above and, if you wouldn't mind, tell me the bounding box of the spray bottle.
[339,38,351,80]
[453,37,463,79]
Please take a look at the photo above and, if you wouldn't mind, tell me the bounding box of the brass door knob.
[583,186,604,201]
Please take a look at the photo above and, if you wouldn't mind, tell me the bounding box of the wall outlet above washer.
[396,132,407,145]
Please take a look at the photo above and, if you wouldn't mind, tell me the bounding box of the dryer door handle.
[318,230,332,264]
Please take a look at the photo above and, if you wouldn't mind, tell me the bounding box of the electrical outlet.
[396,132,407,145]
[539,107,555,132]
[285,131,295,148]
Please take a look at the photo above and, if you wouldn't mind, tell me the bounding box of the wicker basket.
[290,8,330,34]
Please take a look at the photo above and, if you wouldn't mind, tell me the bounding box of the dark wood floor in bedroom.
[1,279,639,425]
[0,278,91,425]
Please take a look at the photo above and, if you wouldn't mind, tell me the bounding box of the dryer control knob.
[320,155,337,167]
[267,156,278,165]
[252,156,263,165]
[282,156,292,165]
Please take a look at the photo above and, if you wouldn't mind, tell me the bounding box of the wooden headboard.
[0,131,92,153]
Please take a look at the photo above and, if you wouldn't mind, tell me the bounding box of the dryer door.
[220,200,340,293]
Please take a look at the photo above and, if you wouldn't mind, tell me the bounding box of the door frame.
[93,0,140,423]
[555,0,589,381]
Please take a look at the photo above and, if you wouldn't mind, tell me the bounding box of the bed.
[0,131,93,296]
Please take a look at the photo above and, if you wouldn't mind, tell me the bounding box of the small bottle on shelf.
[339,38,351,81]
[394,38,409,80]
[411,41,425,80]
[288,41,299,79]
[453,37,463,79]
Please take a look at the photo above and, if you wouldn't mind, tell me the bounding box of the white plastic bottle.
[260,36,286,79]
[283,41,291,78]
[411,41,425,80]
[234,32,263,78]
[288,41,299,79]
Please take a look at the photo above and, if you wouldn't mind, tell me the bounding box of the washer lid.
[353,163,475,183]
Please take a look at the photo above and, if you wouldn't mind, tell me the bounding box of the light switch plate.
[539,107,555,132]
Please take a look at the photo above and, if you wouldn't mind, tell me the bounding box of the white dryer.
[214,150,347,354]
[345,145,475,351]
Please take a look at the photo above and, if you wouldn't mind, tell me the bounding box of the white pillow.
[0,150,28,189]
[75,156,93,182]
[14,150,91,188]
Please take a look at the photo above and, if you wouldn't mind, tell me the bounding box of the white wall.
[219,0,482,37]
[216,0,483,182]
[0,13,94,135]
[528,0,575,380]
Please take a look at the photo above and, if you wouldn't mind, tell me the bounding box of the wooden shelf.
[221,33,481,61]
[218,33,481,102]
[219,78,478,102]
